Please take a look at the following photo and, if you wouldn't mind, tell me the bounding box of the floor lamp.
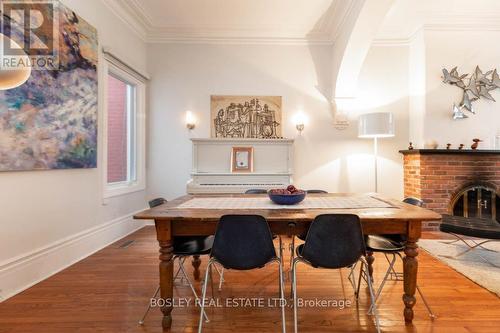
[358,112,395,193]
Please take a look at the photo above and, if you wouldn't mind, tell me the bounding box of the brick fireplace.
[400,149,500,230]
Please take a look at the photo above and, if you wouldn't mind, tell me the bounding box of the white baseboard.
[0,210,147,302]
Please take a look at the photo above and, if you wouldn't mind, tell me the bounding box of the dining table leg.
[156,220,174,330]
[366,251,374,280]
[403,221,421,324]
[192,255,201,281]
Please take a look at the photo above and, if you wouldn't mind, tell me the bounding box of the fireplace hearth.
[400,149,500,230]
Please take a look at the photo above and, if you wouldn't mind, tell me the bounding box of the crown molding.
[105,0,353,45]
[373,13,500,46]
[101,0,148,41]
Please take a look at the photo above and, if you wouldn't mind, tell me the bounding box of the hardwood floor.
[0,227,499,333]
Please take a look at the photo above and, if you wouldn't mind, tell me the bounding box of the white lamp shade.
[358,112,395,138]
[0,34,32,90]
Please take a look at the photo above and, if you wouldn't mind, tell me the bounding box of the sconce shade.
[358,112,395,138]
[0,33,32,90]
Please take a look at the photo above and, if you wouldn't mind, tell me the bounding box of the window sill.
[104,181,145,199]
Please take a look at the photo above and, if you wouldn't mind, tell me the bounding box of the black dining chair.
[139,198,218,325]
[197,215,286,333]
[244,188,268,194]
[291,214,380,333]
[359,197,435,319]
[306,189,328,194]
[289,190,328,274]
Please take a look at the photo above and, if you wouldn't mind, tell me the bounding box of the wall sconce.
[185,111,196,130]
[293,112,307,134]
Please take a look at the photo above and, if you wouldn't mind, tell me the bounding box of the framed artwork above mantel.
[211,95,282,139]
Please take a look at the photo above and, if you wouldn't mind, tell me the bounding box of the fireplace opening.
[451,185,499,223]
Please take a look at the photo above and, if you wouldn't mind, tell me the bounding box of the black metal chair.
[358,197,435,319]
[292,214,380,333]
[306,189,328,194]
[198,215,286,333]
[139,198,217,325]
[289,190,329,273]
[245,189,268,194]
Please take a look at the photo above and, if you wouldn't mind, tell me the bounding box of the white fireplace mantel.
[187,138,294,194]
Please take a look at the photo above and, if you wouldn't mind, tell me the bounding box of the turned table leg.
[366,250,374,281]
[403,221,421,324]
[156,220,174,330]
[192,255,201,281]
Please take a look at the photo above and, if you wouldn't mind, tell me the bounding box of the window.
[107,74,136,184]
[103,56,146,198]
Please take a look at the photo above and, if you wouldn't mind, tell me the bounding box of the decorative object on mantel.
[459,144,465,150]
[408,142,414,150]
[358,112,395,192]
[442,66,500,119]
[471,138,482,150]
[425,140,439,149]
[231,147,253,173]
[211,95,282,138]
[446,143,452,150]
[185,111,196,130]
[0,3,98,171]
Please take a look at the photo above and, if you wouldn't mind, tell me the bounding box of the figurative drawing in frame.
[211,95,282,139]
[231,147,253,173]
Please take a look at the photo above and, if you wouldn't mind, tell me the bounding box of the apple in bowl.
[268,185,306,205]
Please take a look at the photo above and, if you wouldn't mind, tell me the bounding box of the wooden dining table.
[134,193,441,330]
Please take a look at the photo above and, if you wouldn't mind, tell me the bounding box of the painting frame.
[0,2,98,172]
[231,147,254,173]
[211,95,282,139]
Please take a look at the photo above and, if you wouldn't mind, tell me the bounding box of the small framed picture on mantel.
[231,147,253,173]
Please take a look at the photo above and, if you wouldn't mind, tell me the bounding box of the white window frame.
[102,56,146,199]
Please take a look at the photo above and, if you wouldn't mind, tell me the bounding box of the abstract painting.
[0,3,98,171]
[211,95,282,139]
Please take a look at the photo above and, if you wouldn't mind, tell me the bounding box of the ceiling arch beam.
[332,0,396,100]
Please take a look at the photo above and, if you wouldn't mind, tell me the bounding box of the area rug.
[418,239,500,296]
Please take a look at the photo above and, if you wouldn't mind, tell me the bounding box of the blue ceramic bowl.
[268,191,306,205]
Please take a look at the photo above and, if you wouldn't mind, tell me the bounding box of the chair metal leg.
[363,260,381,333]
[277,256,286,333]
[213,264,225,291]
[355,261,365,301]
[292,258,299,333]
[138,285,160,325]
[416,285,436,319]
[209,265,215,297]
[440,235,496,252]
[347,262,358,297]
[139,256,181,325]
[174,256,186,282]
[369,253,397,314]
[440,235,500,268]
[198,259,215,333]
[179,257,209,323]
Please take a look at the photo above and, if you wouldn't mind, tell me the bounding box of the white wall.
[0,0,148,301]
[421,30,500,148]
[147,43,408,200]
